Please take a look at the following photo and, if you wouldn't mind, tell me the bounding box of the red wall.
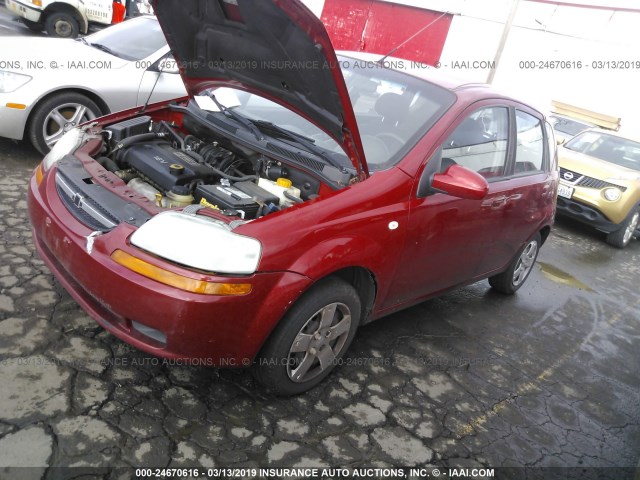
[321,0,452,66]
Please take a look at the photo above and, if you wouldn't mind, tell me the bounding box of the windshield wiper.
[250,120,345,171]
[88,42,119,57]
[205,92,263,141]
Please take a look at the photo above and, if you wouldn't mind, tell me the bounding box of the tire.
[489,232,541,295]
[44,12,79,38]
[23,19,42,32]
[606,209,639,249]
[28,92,102,155]
[252,278,361,396]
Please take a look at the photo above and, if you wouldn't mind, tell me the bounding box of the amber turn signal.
[35,163,44,186]
[111,250,252,296]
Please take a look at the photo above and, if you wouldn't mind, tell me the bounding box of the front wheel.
[606,209,639,249]
[489,232,541,295]
[28,92,102,154]
[45,12,79,38]
[253,278,361,395]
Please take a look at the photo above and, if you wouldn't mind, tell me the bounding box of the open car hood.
[152,0,368,177]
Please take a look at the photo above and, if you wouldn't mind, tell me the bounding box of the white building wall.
[302,0,640,132]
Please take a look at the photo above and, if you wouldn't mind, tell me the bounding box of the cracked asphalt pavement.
[0,137,638,478]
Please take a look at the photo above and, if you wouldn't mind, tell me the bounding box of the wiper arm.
[89,42,119,57]
[251,120,345,171]
[206,92,263,141]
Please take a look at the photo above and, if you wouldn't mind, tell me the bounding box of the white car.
[0,16,186,154]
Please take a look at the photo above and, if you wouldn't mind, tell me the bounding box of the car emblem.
[563,171,574,181]
[72,193,84,207]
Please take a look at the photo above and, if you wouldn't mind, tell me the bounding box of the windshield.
[565,131,640,171]
[200,58,455,172]
[84,17,166,61]
[550,115,593,137]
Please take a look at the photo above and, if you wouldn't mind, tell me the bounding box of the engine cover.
[122,142,215,192]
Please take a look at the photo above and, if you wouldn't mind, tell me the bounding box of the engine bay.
[95,113,351,221]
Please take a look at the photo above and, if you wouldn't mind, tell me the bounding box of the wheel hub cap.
[287,302,352,383]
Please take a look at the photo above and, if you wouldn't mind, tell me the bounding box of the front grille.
[53,155,151,230]
[55,172,119,230]
[559,167,627,192]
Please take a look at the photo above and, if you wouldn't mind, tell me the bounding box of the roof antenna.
[377,11,450,65]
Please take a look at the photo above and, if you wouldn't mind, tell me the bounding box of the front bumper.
[0,103,29,141]
[6,0,42,23]
[28,165,313,365]
[555,196,621,233]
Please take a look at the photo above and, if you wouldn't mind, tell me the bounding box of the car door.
[384,103,517,307]
[499,108,555,255]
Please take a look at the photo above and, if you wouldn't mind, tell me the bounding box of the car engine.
[98,115,331,220]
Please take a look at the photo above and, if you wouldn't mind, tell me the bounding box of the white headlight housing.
[130,211,262,275]
[603,187,621,201]
[0,70,32,93]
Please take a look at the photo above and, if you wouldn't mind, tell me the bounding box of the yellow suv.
[557,130,640,248]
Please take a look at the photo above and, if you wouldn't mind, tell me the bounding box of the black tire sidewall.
[253,278,361,396]
[28,93,101,155]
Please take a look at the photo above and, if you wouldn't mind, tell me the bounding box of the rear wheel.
[253,278,361,395]
[489,233,541,295]
[28,92,102,154]
[606,210,639,249]
[45,12,79,38]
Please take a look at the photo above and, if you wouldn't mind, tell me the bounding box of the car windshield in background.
[82,17,166,61]
[550,115,593,136]
[565,131,640,171]
[203,58,456,172]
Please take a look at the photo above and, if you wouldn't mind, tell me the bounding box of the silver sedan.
[0,16,186,154]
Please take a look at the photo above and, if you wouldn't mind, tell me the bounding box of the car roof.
[338,51,542,114]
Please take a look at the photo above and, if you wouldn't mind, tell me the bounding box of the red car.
[28,0,558,395]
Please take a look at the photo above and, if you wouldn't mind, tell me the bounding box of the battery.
[194,184,260,219]
[234,181,280,206]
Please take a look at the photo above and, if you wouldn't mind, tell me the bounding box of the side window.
[515,110,545,174]
[441,107,509,179]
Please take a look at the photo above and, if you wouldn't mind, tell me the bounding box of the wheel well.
[539,226,551,245]
[27,88,109,135]
[328,267,377,324]
[43,3,87,33]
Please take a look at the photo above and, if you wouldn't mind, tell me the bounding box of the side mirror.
[431,164,489,200]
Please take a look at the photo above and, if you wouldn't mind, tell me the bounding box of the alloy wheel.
[42,103,98,148]
[623,211,639,245]
[286,302,352,383]
[512,240,538,287]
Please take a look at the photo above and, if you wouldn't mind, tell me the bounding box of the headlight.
[130,211,262,275]
[0,71,32,93]
[603,187,621,201]
[42,128,85,171]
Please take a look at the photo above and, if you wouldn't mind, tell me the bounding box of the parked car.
[557,129,640,248]
[0,16,186,154]
[28,0,558,395]
[548,113,595,143]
